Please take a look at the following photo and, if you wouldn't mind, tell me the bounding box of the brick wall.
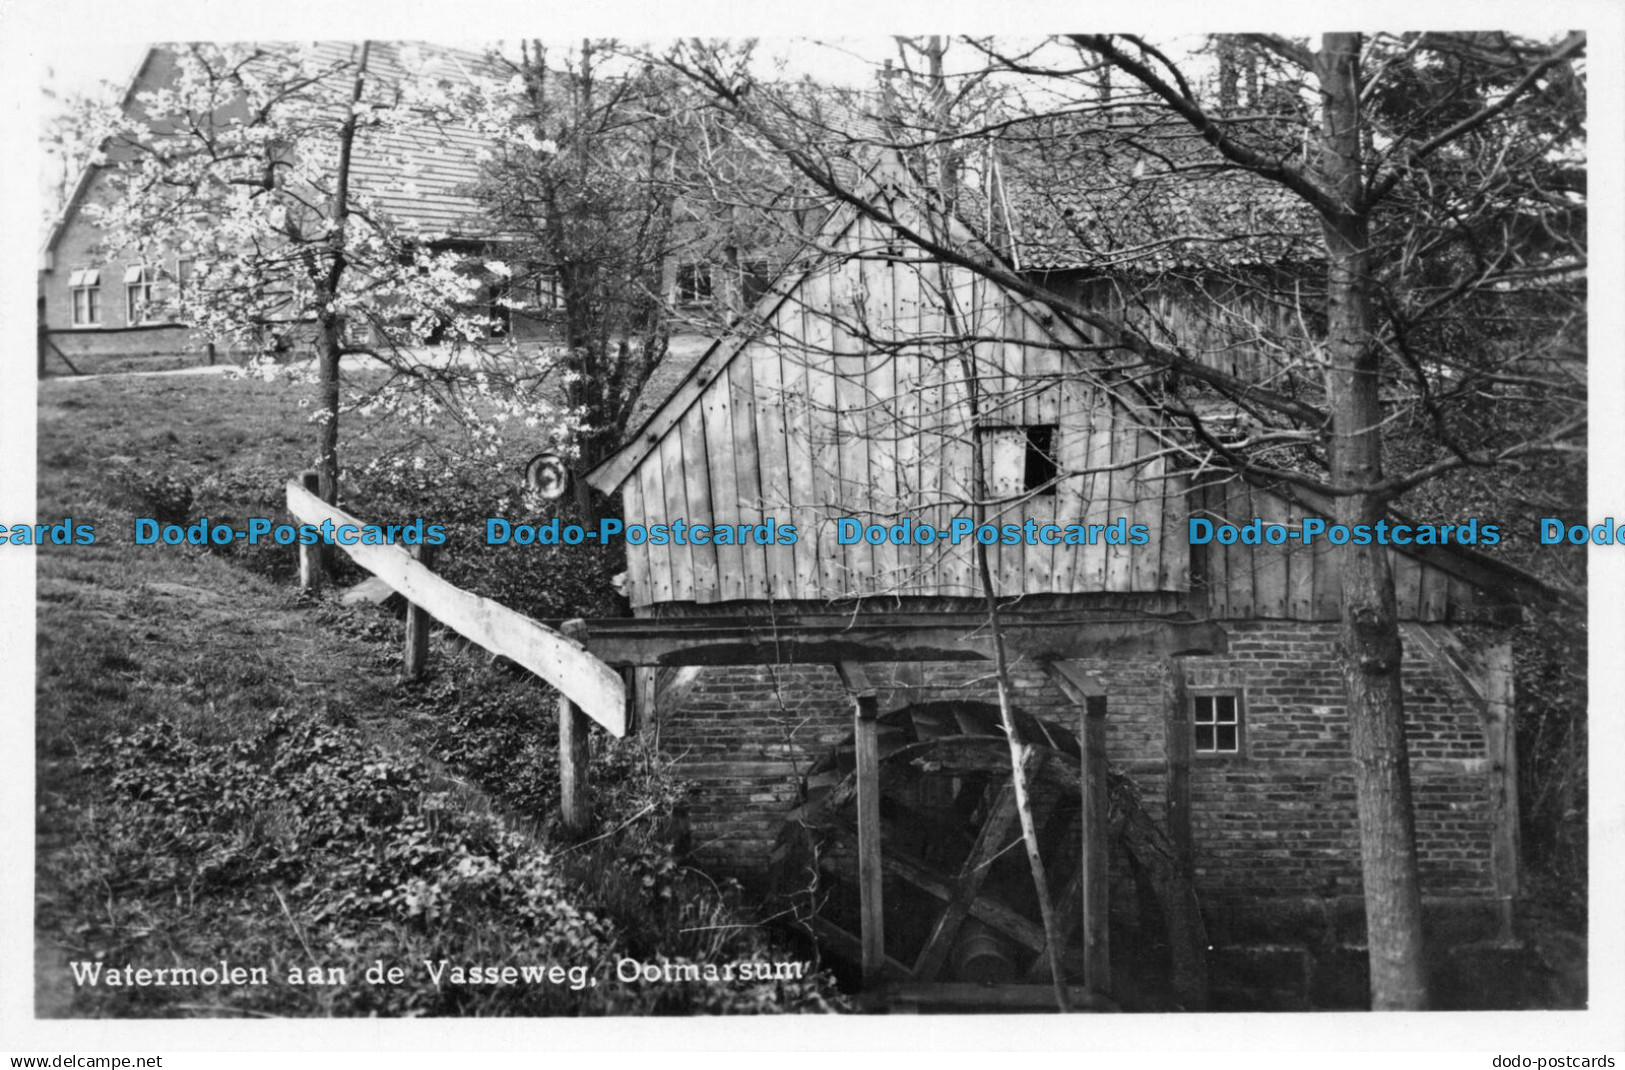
[656,620,1501,917]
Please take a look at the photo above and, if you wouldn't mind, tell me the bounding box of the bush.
[56,700,844,1016]
[344,448,627,622]
[119,466,196,526]
[406,652,847,1013]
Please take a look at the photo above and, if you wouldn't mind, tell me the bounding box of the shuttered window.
[69,268,101,326]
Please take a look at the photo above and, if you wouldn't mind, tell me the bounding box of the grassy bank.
[35,371,841,1017]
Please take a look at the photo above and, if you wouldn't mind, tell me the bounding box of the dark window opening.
[483,275,512,336]
[1193,693,1241,754]
[1023,425,1058,495]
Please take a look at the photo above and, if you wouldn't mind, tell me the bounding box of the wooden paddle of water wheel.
[769,697,1119,1011]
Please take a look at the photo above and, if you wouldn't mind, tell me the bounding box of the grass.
[35,370,842,1017]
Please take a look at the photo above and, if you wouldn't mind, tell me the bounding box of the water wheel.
[768,699,1091,987]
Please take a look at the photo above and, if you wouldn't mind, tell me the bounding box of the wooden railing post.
[1080,693,1110,995]
[403,542,436,679]
[297,470,323,592]
[836,662,885,990]
[558,619,593,839]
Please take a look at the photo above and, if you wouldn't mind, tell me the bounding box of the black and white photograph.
[2,0,1622,1059]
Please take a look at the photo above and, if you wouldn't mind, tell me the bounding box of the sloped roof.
[986,118,1320,273]
[621,332,716,435]
[43,41,513,262]
[307,41,509,239]
[603,108,1322,476]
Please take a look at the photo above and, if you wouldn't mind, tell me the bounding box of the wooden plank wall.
[1190,480,1481,623]
[619,217,1483,621]
[1090,273,1305,389]
[621,210,1195,608]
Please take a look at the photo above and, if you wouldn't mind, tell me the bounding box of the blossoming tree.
[85,42,583,546]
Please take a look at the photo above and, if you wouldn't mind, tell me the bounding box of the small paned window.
[676,263,713,306]
[69,268,102,326]
[125,264,156,324]
[341,314,373,347]
[532,268,564,311]
[1193,693,1242,754]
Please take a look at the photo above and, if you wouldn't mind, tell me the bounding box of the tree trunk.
[1318,33,1429,1011]
[309,40,369,512]
[314,316,343,574]
[945,242,1068,1011]
[315,317,342,506]
[303,41,371,577]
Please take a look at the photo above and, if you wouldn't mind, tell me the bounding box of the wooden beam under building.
[565,613,1228,668]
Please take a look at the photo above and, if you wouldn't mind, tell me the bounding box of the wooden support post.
[558,619,593,840]
[1164,658,1193,879]
[619,668,638,736]
[1486,643,1519,941]
[297,470,323,592]
[838,662,885,990]
[1163,656,1208,1008]
[1079,693,1110,995]
[402,542,435,679]
[635,666,658,742]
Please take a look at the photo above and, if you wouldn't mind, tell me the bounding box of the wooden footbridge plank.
[285,479,626,735]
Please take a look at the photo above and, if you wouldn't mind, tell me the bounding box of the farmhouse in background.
[38,43,776,372]
[584,151,1538,1006]
[38,44,560,371]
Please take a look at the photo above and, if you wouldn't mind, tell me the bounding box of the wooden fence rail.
[285,477,627,736]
